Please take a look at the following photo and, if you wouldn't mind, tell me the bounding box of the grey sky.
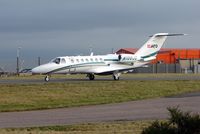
[0,0,200,71]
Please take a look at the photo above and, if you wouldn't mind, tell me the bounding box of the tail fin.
[134,33,185,61]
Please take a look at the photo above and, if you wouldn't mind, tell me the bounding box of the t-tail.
[134,33,185,61]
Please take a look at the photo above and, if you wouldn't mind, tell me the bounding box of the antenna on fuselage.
[111,48,114,54]
[89,44,94,56]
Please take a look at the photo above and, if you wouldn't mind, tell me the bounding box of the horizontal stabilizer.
[149,33,186,37]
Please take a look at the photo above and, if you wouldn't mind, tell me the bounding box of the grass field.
[0,120,153,134]
[0,79,200,112]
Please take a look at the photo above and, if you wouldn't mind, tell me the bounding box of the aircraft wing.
[89,64,134,75]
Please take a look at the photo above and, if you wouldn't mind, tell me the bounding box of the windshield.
[52,58,60,64]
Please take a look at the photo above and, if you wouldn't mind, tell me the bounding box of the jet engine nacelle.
[118,54,136,63]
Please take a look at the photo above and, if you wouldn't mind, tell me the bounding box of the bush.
[142,107,200,134]
[141,121,175,134]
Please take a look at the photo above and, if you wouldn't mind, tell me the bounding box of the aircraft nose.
[31,66,41,74]
[32,64,53,74]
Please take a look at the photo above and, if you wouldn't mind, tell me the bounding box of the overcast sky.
[0,0,200,71]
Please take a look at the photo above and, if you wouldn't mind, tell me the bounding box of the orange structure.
[116,48,200,64]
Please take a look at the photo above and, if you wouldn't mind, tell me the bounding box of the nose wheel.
[44,75,50,82]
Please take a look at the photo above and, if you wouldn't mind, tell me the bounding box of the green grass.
[0,80,200,112]
[0,120,153,134]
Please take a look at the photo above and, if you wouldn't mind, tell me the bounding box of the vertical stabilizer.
[134,33,185,61]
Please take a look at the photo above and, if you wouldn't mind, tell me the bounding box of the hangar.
[116,48,200,73]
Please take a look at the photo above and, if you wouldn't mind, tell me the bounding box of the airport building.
[116,48,200,73]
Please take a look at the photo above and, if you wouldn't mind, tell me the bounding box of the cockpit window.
[52,58,60,64]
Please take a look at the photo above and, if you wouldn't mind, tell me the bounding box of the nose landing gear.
[44,75,50,82]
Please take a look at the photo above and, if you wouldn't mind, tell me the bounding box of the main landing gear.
[44,73,120,81]
[87,73,120,81]
[44,75,50,82]
[113,72,121,80]
[87,74,95,80]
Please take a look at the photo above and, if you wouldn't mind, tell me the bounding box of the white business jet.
[32,33,184,81]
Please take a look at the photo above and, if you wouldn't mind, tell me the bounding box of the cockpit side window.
[52,58,60,64]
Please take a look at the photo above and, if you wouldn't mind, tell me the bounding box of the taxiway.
[0,92,199,128]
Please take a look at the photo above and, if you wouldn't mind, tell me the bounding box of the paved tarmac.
[0,74,200,84]
[0,92,200,128]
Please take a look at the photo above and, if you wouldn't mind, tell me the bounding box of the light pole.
[16,47,21,76]
[38,57,41,66]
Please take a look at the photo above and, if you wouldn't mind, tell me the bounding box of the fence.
[132,64,182,73]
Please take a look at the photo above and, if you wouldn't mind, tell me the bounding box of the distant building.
[116,48,200,64]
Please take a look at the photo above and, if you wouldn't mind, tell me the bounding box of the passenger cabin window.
[90,58,93,62]
[95,58,98,62]
[81,59,84,62]
[76,59,79,63]
[86,58,89,62]
[71,59,74,63]
[61,58,66,64]
[53,58,60,64]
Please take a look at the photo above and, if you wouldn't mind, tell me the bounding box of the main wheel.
[113,73,120,80]
[88,74,95,80]
[44,76,50,82]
